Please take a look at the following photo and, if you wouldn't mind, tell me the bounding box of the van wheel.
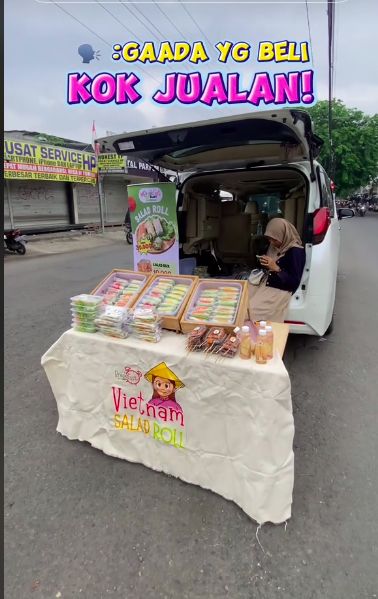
[324,316,334,336]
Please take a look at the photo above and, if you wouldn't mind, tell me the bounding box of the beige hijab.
[265,218,303,257]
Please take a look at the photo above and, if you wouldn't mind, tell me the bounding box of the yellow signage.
[4,139,97,185]
[98,153,127,172]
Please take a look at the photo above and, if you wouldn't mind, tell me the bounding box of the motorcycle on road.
[4,229,27,255]
[357,205,366,217]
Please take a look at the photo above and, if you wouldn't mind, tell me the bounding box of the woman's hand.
[259,255,281,272]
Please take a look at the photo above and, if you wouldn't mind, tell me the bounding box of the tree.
[307,100,378,197]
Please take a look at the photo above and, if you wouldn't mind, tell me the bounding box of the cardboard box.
[90,269,152,309]
[133,274,198,332]
[180,279,249,334]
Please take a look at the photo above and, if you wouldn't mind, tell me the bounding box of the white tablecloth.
[41,329,294,524]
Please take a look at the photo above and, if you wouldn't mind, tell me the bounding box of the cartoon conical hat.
[144,362,185,390]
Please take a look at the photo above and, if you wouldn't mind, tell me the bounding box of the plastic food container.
[135,277,192,317]
[185,281,243,326]
[180,279,249,334]
[70,294,103,307]
[90,270,151,309]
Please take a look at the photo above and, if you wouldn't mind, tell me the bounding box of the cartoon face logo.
[78,44,101,64]
[124,367,142,385]
[144,362,185,413]
[153,377,175,399]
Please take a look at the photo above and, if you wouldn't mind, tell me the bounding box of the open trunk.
[96,109,316,277]
[177,166,308,276]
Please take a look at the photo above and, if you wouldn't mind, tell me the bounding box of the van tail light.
[284,320,306,325]
[312,207,331,245]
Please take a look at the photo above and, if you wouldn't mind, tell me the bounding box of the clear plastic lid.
[70,294,103,306]
[241,325,250,333]
[265,325,273,332]
[259,321,267,328]
[259,329,267,336]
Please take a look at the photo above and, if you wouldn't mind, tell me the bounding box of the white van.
[98,109,354,336]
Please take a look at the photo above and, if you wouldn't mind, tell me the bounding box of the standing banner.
[4,139,97,184]
[127,182,179,275]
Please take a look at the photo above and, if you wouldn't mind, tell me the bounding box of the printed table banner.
[127,182,179,275]
[41,329,294,524]
[98,153,127,173]
[4,139,97,185]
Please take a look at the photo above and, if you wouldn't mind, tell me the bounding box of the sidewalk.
[6,228,127,258]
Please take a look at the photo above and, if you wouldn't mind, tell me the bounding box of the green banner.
[98,153,127,172]
[127,182,179,275]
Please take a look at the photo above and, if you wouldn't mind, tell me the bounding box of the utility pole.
[327,0,335,179]
[5,179,15,229]
[97,172,105,234]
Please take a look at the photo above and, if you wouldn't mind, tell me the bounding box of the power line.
[177,0,212,49]
[50,1,112,48]
[96,0,193,75]
[151,0,186,40]
[49,1,161,84]
[93,0,144,44]
[117,0,169,42]
[117,1,197,74]
[305,0,315,68]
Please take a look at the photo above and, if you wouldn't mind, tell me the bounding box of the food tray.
[90,269,152,308]
[180,279,249,333]
[134,274,198,331]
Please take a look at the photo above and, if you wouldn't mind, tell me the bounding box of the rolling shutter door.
[76,183,100,224]
[103,178,127,224]
[8,180,70,228]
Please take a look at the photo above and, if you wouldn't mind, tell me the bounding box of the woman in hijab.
[248,218,306,323]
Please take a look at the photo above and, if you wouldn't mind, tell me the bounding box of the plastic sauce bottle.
[265,325,274,360]
[239,325,252,359]
[255,329,268,364]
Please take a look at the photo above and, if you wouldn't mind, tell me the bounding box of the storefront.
[3,133,159,231]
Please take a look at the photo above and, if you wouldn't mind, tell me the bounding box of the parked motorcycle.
[124,222,133,245]
[124,210,133,245]
[4,229,27,255]
[357,205,366,217]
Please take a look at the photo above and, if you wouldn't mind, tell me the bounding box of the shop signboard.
[98,153,127,173]
[127,182,179,275]
[4,139,97,185]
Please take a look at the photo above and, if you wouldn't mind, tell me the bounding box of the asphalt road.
[4,213,378,599]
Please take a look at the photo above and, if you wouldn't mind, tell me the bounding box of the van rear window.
[247,193,282,216]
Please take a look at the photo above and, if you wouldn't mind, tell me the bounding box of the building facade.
[4,131,159,231]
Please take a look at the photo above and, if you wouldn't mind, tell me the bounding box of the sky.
[4,0,378,144]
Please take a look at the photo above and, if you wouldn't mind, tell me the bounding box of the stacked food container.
[71,295,103,333]
[94,305,131,338]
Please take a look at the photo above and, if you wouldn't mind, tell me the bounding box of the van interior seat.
[282,187,306,235]
[221,200,240,216]
[184,193,222,252]
[217,212,252,261]
[244,200,263,235]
